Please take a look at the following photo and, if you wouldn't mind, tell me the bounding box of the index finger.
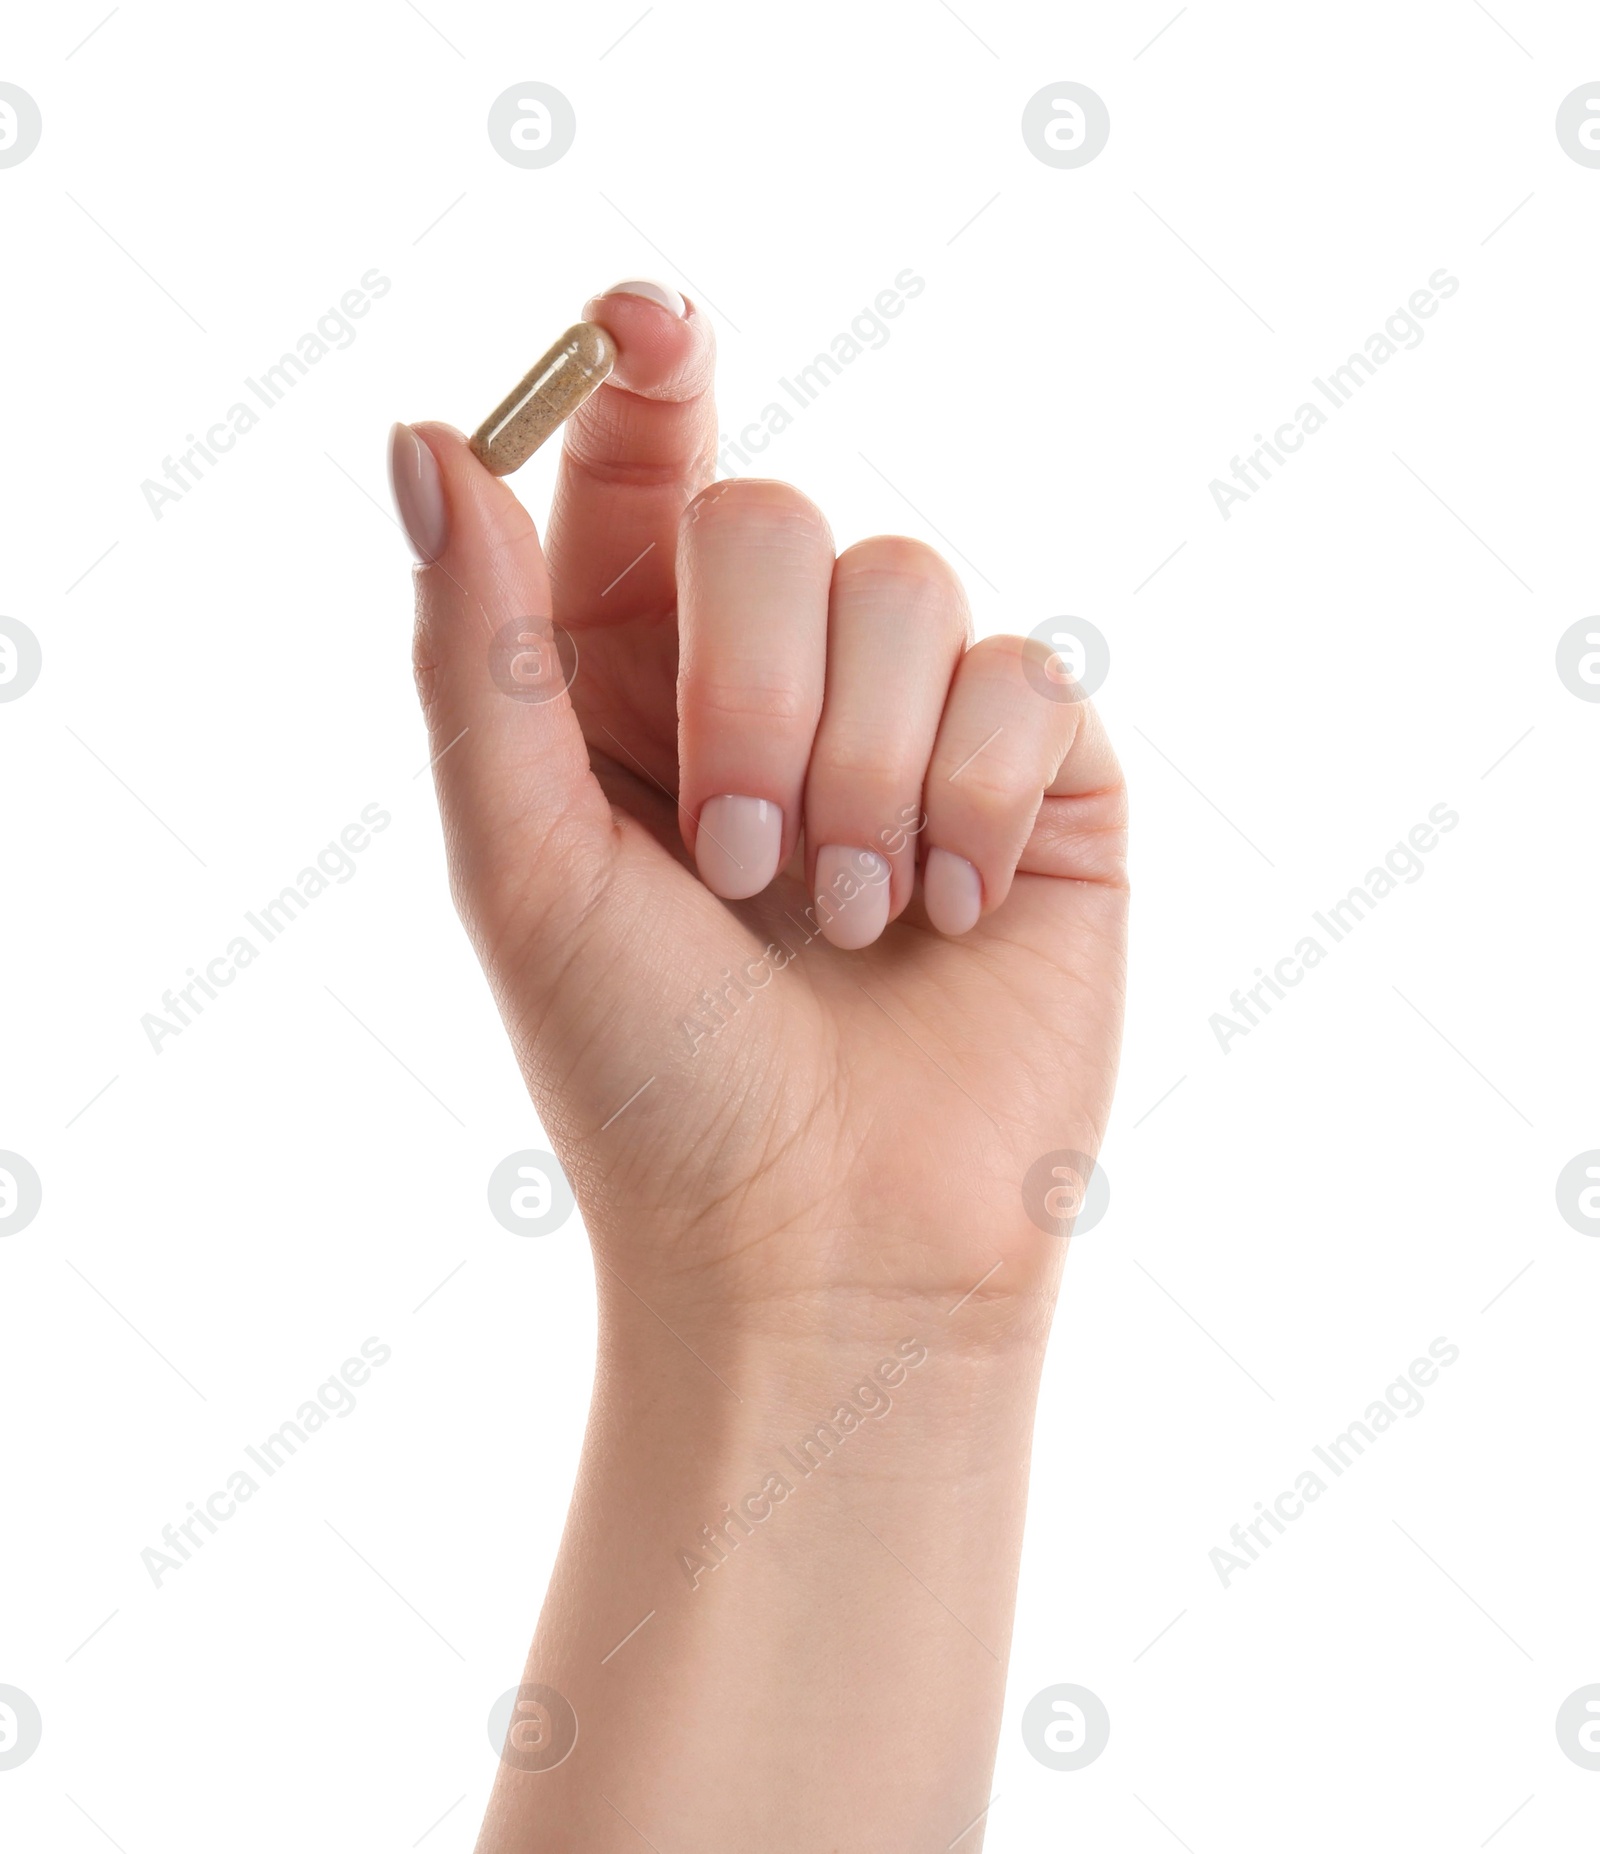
[544,282,719,631]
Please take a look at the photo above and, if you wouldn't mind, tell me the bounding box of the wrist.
[587,1209,1066,1363]
[589,1276,1053,1498]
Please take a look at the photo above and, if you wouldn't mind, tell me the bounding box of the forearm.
[476,1284,1053,1853]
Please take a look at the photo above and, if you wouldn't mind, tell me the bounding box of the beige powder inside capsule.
[469,322,617,476]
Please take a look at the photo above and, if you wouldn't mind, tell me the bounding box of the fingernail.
[815,846,891,950]
[388,422,447,562]
[602,279,687,318]
[696,796,782,900]
[924,849,983,936]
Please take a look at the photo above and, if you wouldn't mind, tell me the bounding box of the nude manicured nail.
[602,279,687,317]
[388,422,447,562]
[815,847,891,950]
[696,796,782,900]
[924,849,983,936]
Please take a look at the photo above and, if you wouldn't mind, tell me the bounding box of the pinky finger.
[1021,697,1128,887]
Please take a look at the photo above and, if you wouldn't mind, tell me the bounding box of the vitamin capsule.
[468,322,617,475]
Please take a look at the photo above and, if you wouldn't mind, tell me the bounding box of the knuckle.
[935,732,1039,812]
[564,396,686,489]
[477,492,543,567]
[835,533,954,586]
[964,633,1035,680]
[941,759,1034,812]
[681,477,831,552]
[1032,792,1131,890]
[811,733,915,792]
[411,615,444,716]
[684,672,818,728]
[832,537,969,631]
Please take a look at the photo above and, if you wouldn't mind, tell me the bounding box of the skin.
[399,287,1128,1852]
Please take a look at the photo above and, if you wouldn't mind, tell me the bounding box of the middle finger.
[676,479,834,900]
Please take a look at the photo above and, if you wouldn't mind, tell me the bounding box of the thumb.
[391,418,613,948]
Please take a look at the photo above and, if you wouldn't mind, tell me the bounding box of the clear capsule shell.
[469,322,617,475]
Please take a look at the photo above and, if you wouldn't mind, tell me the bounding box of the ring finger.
[803,538,969,948]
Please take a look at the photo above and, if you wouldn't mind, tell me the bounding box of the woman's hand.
[396,284,1127,1335]
[392,283,1128,1852]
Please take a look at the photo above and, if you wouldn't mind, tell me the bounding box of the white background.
[2,2,1597,1848]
